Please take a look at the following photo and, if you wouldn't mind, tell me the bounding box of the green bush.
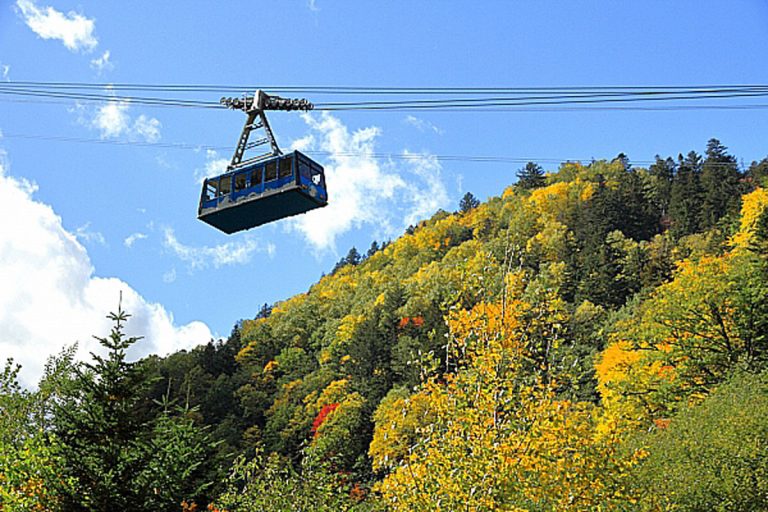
[632,370,768,511]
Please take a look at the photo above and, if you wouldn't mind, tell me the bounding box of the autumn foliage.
[5,141,768,510]
[311,403,339,438]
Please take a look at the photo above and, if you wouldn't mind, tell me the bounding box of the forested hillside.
[3,139,768,510]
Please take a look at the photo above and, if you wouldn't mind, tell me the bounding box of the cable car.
[198,90,327,234]
[198,150,327,234]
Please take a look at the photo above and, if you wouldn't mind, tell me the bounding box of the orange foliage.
[398,316,425,328]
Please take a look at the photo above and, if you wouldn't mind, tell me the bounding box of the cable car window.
[251,167,262,187]
[299,160,311,180]
[220,176,231,195]
[279,156,293,179]
[235,173,247,191]
[311,164,325,187]
[204,180,218,201]
[265,161,277,182]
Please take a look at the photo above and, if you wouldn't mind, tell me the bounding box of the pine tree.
[516,161,546,189]
[257,303,272,319]
[613,152,631,171]
[366,240,380,258]
[344,246,361,266]
[699,138,741,229]
[54,303,151,510]
[669,151,703,239]
[646,155,675,219]
[459,192,480,213]
[747,158,768,186]
[54,302,214,510]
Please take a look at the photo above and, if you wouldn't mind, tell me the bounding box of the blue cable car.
[198,150,327,234]
[199,91,327,234]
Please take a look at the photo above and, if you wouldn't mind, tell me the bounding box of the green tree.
[631,371,768,511]
[516,161,546,189]
[365,240,380,258]
[345,246,362,266]
[700,138,741,229]
[54,305,150,510]
[54,303,214,510]
[669,151,703,238]
[212,449,382,511]
[645,155,675,219]
[459,191,480,212]
[0,358,76,510]
[747,157,768,186]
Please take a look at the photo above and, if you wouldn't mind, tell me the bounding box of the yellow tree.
[597,187,768,428]
[376,296,633,511]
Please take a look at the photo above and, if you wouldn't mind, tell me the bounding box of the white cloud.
[286,112,449,252]
[76,94,162,142]
[75,222,106,246]
[195,149,229,183]
[124,232,147,248]
[163,228,275,271]
[0,158,212,387]
[402,151,450,226]
[16,0,98,53]
[308,0,320,11]
[90,49,113,74]
[133,114,161,143]
[404,115,445,135]
[1,65,10,81]
[92,99,129,138]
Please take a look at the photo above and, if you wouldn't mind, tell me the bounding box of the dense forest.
[3,138,768,511]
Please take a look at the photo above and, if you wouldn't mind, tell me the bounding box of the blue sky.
[1,0,768,384]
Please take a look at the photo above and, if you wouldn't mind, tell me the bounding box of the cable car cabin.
[198,151,327,234]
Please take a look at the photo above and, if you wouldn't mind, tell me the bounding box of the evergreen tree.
[570,182,627,308]
[699,138,741,229]
[459,192,480,213]
[646,155,675,219]
[516,161,546,189]
[366,240,380,258]
[345,246,361,266]
[747,158,768,186]
[54,302,214,510]
[257,303,272,319]
[54,304,151,510]
[613,152,631,171]
[669,151,703,239]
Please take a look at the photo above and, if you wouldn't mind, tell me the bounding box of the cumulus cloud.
[163,228,275,271]
[0,157,212,387]
[90,50,114,74]
[286,112,450,252]
[16,0,98,52]
[75,94,162,142]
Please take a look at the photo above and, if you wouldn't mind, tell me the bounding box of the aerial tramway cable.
[3,81,768,112]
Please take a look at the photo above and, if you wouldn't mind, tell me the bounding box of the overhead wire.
[0,132,754,169]
[2,81,768,112]
[5,80,768,94]
[0,81,765,167]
